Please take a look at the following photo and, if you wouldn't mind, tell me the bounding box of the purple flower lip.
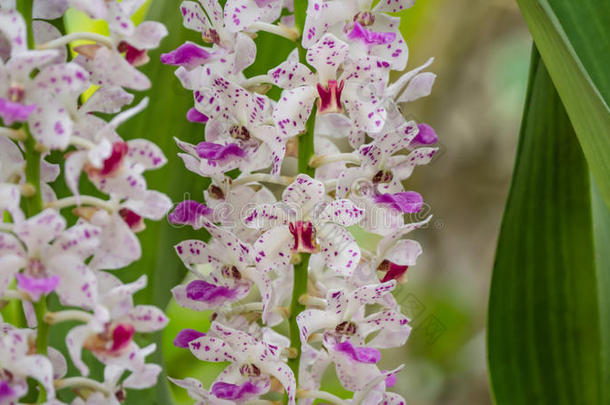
[0,97,36,126]
[334,340,381,364]
[347,22,396,46]
[410,123,438,147]
[16,273,60,301]
[186,280,240,304]
[211,381,261,401]
[0,381,16,401]
[168,200,212,228]
[186,108,208,124]
[174,328,206,348]
[161,42,215,70]
[195,142,246,163]
[374,191,424,213]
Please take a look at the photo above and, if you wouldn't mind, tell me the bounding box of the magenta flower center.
[96,141,129,177]
[119,208,145,232]
[378,259,409,283]
[110,323,136,352]
[289,221,318,253]
[8,84,25,103]
[317,80,345,115]
[117,41,149,67]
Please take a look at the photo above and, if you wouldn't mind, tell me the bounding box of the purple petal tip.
[174,328,206,348]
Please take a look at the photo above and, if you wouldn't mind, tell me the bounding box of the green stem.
[298,104,317,177]
[287,253,310,380]
[16,0,35,49]
[23,131,43,217]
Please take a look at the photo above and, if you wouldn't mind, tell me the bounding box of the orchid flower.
[69,0,168,91]
[177,321,297,404]
[65,274,167,381]
[302,0,411,70]
[0,322,56,402]
[170,218,273,317]
[297,282,409,391]
[269,34,390,137]
[185,75,287,175]
[244,174,364,275]
[0,208,100,307]
[67,136,168,200]
[160,0,285,77]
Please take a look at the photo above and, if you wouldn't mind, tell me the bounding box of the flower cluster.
[164,0,438,403]
[0,2,170,403]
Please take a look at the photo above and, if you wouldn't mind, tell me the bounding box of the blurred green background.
[59,1,533,404]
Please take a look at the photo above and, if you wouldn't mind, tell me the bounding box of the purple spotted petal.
[0,98,36,126]
[186,280,240,303]
[168,200,212,228]
[15,274,60,301]
[211,381,261,401]
[410,123,438,147]
[174,329,206,348]
[196,142,246,162]
[347,22,396,46]
[161,42,215,70]
[334,340,381,364]
[374,191,423,213]
[186,108,208,124]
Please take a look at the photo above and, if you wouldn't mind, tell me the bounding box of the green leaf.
[487,47,610,404]
[515,0,610,209]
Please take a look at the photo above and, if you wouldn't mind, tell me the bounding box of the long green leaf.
[487,47,608,404]
[515,0,610,210]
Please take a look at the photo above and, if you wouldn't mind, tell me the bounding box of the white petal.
[82,86,134,114]
[296,308,337,343]
[317,223,360,275]
[14,208,66,253]
[75,48,150,91]
[180,1,212,33]
[397,72,436,103]
[273,86,317,137]
[89,210,141,271]
[123,190,172,220]
[66,324,92,376]
[127,21,168,49]
[373,0,415,13]
[33,0,69,19]
[125,305,168,332]
[317,199,364,227]
[388,147,438,180]
[306,33,348,83]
